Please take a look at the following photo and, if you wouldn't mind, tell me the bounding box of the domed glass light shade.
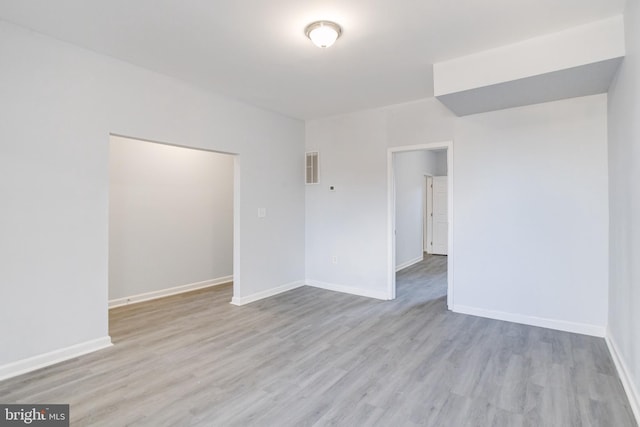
[305,21,342,48]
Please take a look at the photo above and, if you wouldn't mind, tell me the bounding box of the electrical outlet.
[258,208,266,218]
[331,255,338,264]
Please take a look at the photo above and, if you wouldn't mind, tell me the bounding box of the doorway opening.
[387,142,453,308]
[107,134,240,312]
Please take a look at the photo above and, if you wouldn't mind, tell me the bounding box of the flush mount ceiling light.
[305,21,342,48]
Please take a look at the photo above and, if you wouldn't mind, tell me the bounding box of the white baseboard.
[109,276,233,308]
[230,281,305,306]
[0,336,112,381]
[606,331,640,424]
[395,254,424,272]
[306,280,390,300]
[452,305,606,337]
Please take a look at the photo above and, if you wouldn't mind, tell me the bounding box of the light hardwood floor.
[1,255,636,426]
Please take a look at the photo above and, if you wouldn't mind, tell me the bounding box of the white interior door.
[432,176,448,255]
[425,176,433,254]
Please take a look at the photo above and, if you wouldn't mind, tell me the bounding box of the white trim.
[306,280,390,300]
[387,150,396,300]
[453,305,606,337]
[109,276,232,308]
[388,141,454,307]
[230,281,305,306]
[606,331,640,424]
[446,146,454,310]
[232,154,241,304]
[0,336,112,381]
[395,254,424,272]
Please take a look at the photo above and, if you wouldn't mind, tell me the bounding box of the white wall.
[454,95,609,333]
[0,20,304,368]
[305,110,390,298]
[109,136,233,300]
[306,94,609,334]
[434,151,447,176]
[394,150,445,269]
[607,0,640,417]
[305,99,456,298]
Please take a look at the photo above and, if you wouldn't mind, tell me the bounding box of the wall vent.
[305,151,319,184]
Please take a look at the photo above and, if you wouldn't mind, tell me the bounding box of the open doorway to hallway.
[388,142,453,306]
[396,254,448,302]
[108,135,237,313]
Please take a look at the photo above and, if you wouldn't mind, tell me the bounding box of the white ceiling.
[0,0,625,119]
